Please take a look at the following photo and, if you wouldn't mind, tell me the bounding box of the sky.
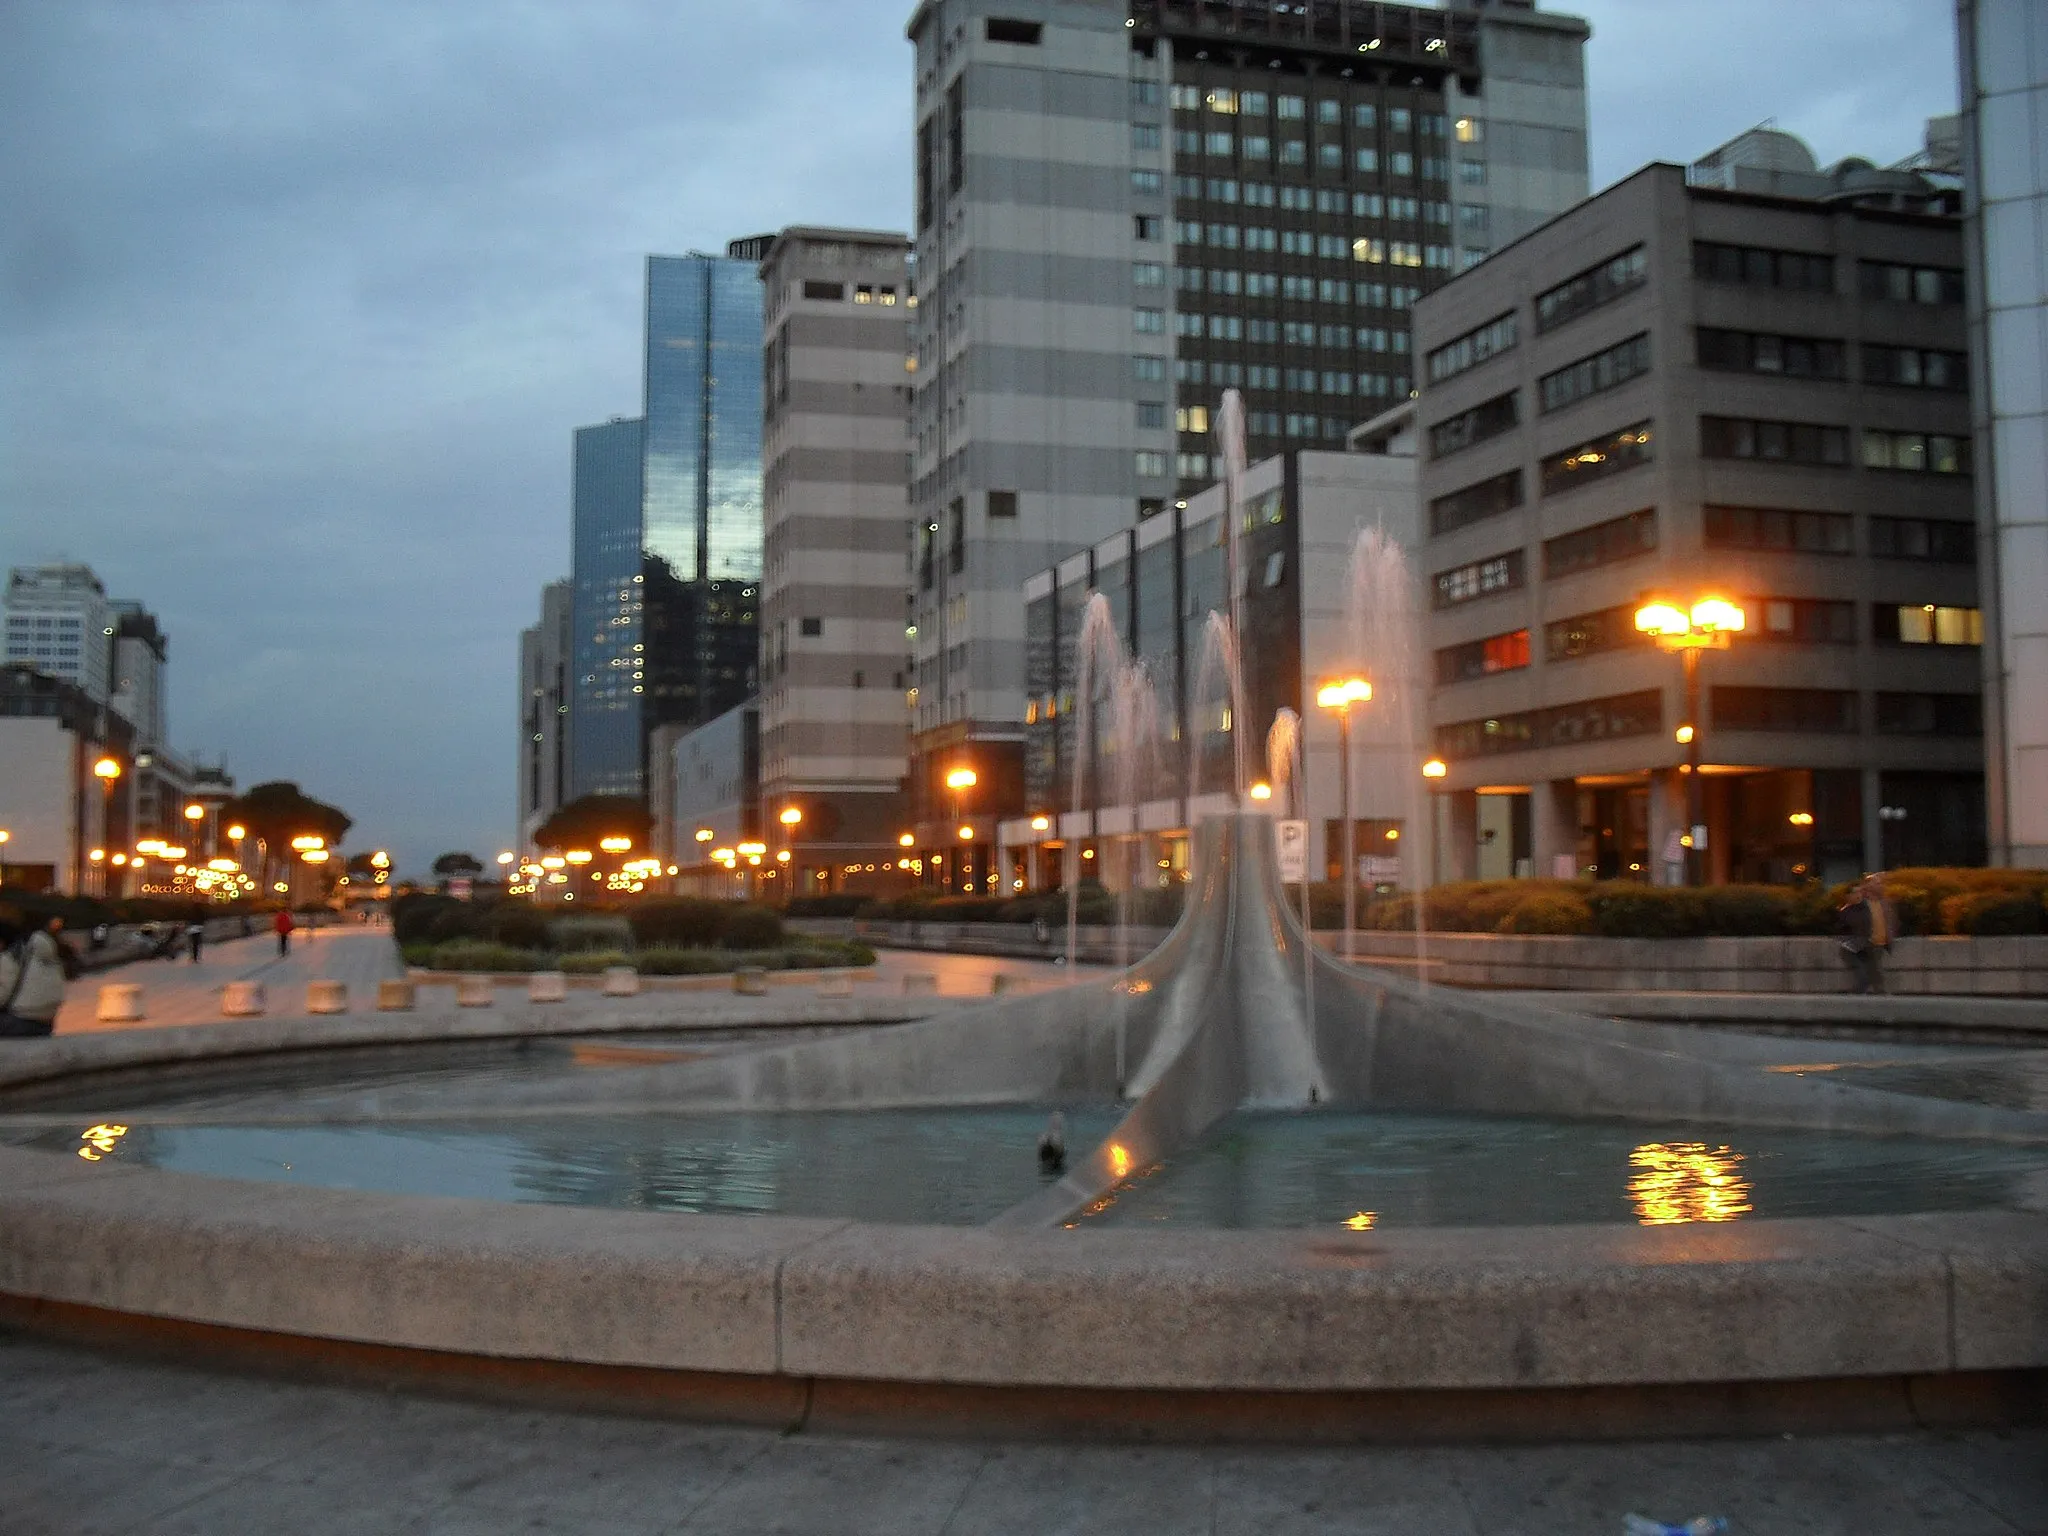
[0,0,1961,878]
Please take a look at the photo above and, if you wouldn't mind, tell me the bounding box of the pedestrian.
[0,916,78,1037]
[186,918,204,964]
[1837,873,1898,995]
[273,907,295,957]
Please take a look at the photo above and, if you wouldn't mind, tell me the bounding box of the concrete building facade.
[1958,0,2048,867]
[755,228,916,896]
[903,0,1587,839]
[1414,161,1981,886]
[517,580,574,851]
[3,565,114,704]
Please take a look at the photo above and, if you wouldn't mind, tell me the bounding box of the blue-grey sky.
[0,1,1959,877]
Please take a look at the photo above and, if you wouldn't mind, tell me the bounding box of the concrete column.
[1530,779,1576,880]
[1647,769,1688,886]
[1861,765,1885,873]
[1444,790,1479,881]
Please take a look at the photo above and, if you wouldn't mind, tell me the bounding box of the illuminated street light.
[1030,815,1050,832]
[301,849,329,864]
[958,825,974,840]
[496,851,514,866]
[1635,596,1747,886]
[598,836,633,853]
[898,832,915,847]
[290,835,324,851]
[778,808,802,827]
[694,828,714,843]
[944,768,977,791]
[1422,758,1448,779]
[1316,676,1375,963]
[1247,782,1272,802]
[369,850,390,869]
[737,842,767,857]
[565,850,593,865]
[93,757,121,781]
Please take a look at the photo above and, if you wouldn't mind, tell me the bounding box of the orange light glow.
[183,804,205,822]
[1629,1142,1751,1225]
[1030,815,1050,831]
[92,757,121,781]
[1108,1143,1132,1179]
[1248,782,1273,801]
[945,767,978,791]
[1421,758,1448,779]
[1315,677,1372,710]
[1342,1211,1378,1231]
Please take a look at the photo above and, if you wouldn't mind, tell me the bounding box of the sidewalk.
[2,1330,2039,1535]
[54,924,403,1034]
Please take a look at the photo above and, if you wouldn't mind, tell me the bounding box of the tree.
[532,794,652,852]
[432,852,484,877]
[220,781,352,887]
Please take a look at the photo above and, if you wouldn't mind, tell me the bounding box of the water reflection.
[76,1123,128,1161]
[1342,1211,1377,1231]
[1627,1141,1752,1225]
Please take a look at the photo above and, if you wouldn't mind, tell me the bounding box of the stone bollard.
[600,966,640,997]
[376,978,416,1012]
[455,974,495,1008]
[529,971,568,1004]
[220,980,266,1018]
[305,980,348,1015]
[96,983,145,1023]
[733,967,769,996]
[816,971,854,998]
[991,973,1028,996]
[902,971,939,997]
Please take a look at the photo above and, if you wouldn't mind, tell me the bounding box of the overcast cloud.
[0,1,1959,876]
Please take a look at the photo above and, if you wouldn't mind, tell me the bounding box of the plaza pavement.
[1,1330,2041,1535]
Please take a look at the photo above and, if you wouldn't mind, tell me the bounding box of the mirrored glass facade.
[569,418,646,798]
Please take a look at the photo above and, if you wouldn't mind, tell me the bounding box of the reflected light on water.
[1108,1142,1132,1179]
[1342,1211,1377,1231]
[76,1123,129,1161]
[1629,1141,1751,1225]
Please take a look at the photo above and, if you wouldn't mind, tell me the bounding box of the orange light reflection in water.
[1108,1143,1132,1179]
[76,1123,129,1161]
[1342,1211,1378,1231]
[1628,1141,1752,1225]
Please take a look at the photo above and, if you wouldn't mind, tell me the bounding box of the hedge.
[414,937,875,975]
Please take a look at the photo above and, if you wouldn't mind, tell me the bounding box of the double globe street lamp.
[1315,676,1373,963]
[1634,596,1746,887]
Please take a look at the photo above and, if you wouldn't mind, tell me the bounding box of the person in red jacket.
[273,907,295,958]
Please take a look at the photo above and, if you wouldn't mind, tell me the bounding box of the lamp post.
[944,767,976,894]
[777,807,801,894]
[1315,678,1372,964]
[183,802,207,863]
[1634,597,1746,887]
[0,828,8,888]
[92,756,122,896]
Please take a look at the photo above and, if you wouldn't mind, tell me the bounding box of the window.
[1353,192,1383,218]
[1277,95,1305,119]
[1176,404,1210,432]
[985,17,1042,44]
[1388,106,1411,132]
[1435,628,1531,685]
[1428,469,1523,537]
[1454,116,1481,143]
[1859,261,1965,305]
[1390,151,1414,176]
[1173,129,1200,155]
[1545,603,1648,663]
[1206,222,1239,248]
[1131,79,1159,109]
[1754,597,1856,644]
[1693,242,1835,292]
[1206,87,1237,114]
[1206,177,1238,202]
[1424,311,1516,385]
[1169,84,1200,110]
[1352,237,1385,264]
[1869,516,1974,563]
[1702,505,1853,555]
[1134,354,1166,383]
[1242,134,1270,160]
[1875,692,1982,735]
[1132,123,1161,151]
[1352,103,1377,129]
[801,280,844,301]
[1543,508,1657,579]
[1134,214,1161,240]
[1134,307,1164,333]
[1244,225,1276,251]
[1177,266,1204,292]
[987,491,1018,518]
[1875,604,1983,645]
[1132,169,1163,195]
[1535,245,1647,332]
[1132,261,1165,287]
[1205,131,1235,156]
[1316,142,1342,169]
[1695,329,1844,380]
[800,617,823,637]
[1863,344,1968,390]
[1427,391,1519,459]
[1435,690,1662,761]
[1862,430,1971,474]
[1135,450,1167,478]
[1389,240,1422,266]
[1177,452,1210,478]
[1279,140,1306,165]
[1175,312,1203,337]
[1137,402,1166,430]
[1540,421,1654,496]
[1459,159,1486,186]
[1241,91,1267,115]
[1700,417,1849,467]
[1712,688,1858,733]
[1432,548,1526,609]
[1538,333,1651,414]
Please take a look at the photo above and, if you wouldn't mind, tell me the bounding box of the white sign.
[1361,855,1403,884]
[1661,830,1685,866]
[1276,819,1308,884]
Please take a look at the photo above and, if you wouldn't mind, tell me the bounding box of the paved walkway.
[54,924,404,1034]
[2,1331,2040,1535]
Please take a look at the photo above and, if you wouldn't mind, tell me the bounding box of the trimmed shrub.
[426,940,545,972]
[399,941,436,968]
[718,904,784,950]
[426,904,486,943]
[631,947,732,975]
[628,898,727,949]
[1497,891,1592,935]
[1692,884,1800,936]
[547,915,634,953]
[484,902,552,949]
[1940,890,2046,936]
[1584,884,1707,939]
[783,894,868,918]
[392,892,460,946]
[790,938,877,967]
[558,949,630,974]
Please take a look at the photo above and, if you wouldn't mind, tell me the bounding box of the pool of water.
[1083,1109,2048,1230]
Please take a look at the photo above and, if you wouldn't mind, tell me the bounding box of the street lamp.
[0,828,9,888]
[1315,677,1373,963]
[777,807,802,890]
[92,757,121,896]
[944,767,977,893]
[1635,596,1746,887]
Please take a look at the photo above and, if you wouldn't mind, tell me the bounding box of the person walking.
[0,916,78,1037]
[1837,873,1898,995]
[273,907,295,958]
[185,918,204,964]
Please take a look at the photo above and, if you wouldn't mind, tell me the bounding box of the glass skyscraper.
[570,248,765,799]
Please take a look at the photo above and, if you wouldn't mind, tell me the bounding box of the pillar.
[1530,779,1577,880]
[1444,790,1480,881]
[1861,765,1886,874]
[1647,768,1688,886]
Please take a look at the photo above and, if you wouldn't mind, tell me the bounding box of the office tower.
[3,565,115,702]
[756,227,915,893]
[518,580,574,848]
[904,0,1588,835]
[1958,0,2048,867]
[1414,155,1977,885]
[569,242,769,801]
[108,600,167,750]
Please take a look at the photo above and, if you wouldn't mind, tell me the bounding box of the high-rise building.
[518,580,574,848]
[108,600,167,751]
[1958,0,2048,868]
[903,0,1588,836]
[1413,156,1978,885]
[755,227,916,894]
[569,246,767,801]
[3,565,115,702]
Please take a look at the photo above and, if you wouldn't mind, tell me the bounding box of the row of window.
[1701,418,1973,475]
[1437,599,1985,684]
[1164,86,1454,138]
[1698,329,1967,390]
[1692,243,1965,304]
[1163,178,1452,222]
[1705,506,1974,563]
[1424,311,1517,386]
[1535,245,1648,335]
[1165,355,1409,397]
[1435,685,1982,759]
[1146,123,1451,180]
[1171,222,1453,269]
[1148,308,1422,348]
[1428,391,1519,460]
[1537,333,1652,417]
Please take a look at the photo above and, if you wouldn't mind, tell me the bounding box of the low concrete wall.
[790,918,1170,966]
[1337,932,2048,996]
